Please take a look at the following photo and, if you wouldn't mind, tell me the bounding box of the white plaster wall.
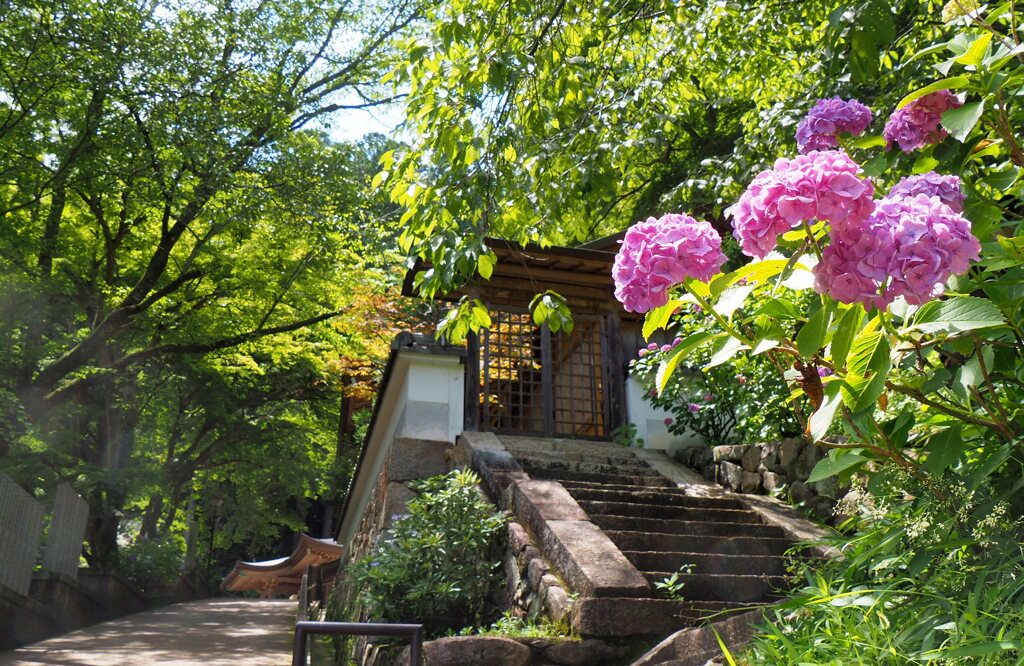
[396,353,464,444]
[625,376,700,451]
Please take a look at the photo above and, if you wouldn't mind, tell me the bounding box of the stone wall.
[673,439,853,525]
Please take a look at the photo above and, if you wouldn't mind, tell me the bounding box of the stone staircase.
[459,432,828,642]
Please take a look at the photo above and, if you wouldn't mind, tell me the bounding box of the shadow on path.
[0,598,296,665]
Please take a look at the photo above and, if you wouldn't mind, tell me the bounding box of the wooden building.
[404,237,644,441]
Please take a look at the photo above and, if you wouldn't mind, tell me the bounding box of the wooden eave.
[220,533,344,593]
[403,238,638,319]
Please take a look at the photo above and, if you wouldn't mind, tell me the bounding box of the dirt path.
[0,598,296,665]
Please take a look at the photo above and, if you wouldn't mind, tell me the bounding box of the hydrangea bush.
[618,10,1024,664]
[616,68,1020,492]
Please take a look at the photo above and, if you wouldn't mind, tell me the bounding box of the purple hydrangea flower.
[814,194,980,308]
[613,213,727,313]
[884,90,962,153]
[687,402,700,413]
[672,337,683,347]
[729,150,875,257]
[817,367,834,378]
[660,344,672,353]
[796,97,873,153]
[648,342,659,350]
[888,172,965,212]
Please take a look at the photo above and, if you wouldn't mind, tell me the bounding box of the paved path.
[0,598,296,665]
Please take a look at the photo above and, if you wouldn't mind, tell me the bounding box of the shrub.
[117,533,186,592]
[348,469,507,636]
[632,312,801,446]
[745,467,1023,663]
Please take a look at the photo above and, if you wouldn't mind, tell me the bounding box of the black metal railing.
[291,621,424,666]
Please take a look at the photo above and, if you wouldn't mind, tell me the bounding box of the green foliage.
[391,0,937,329]
[0,0,420,565]
[457,611,574,639]
[117,533,185,593]
[348,469,508,636]
[653,563,694,600]
[745,466,1024,664]
[632,313,800,446]
[611,422,645,448]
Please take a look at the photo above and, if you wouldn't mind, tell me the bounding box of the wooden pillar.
[464,331,480,431]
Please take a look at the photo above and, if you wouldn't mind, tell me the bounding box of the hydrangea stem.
[681,282,752,347]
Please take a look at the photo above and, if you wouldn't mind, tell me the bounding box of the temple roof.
[220,533,344,596]
[403,237,635,317]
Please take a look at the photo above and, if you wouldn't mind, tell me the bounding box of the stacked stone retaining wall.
[673,438,856,525]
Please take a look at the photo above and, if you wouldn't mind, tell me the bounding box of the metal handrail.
[292,620,424,666]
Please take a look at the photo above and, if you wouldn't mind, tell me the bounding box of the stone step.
[624,550,788,576]
[591,514,785,539]
[523,466,674,487]
[641,571,790,603]
[519,458,656,477]
[560,479,725,496]
[606,531,792,557]
[566,486,745,510]
[499,435,633,457]
[577,500,761,523]
[571,597,771,637]
[504,448,642,467]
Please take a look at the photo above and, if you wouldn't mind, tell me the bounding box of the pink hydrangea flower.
[729,150,874,257]
[796,97,873,153]
[884,194,980,305]
[883,90,962,153]
[814,194,980,308]
[703,393,714,402]
[664,417,674,426]
[647,342,659,351]
[814,212,896,309]
[687,403,700,413]
[737,374,747,384]
[887,172,965,212]
[660,344,672,352]
[613,213,727,313]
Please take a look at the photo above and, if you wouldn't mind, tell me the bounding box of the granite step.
[499,436,635,457]
[560,479,731,497]
[624,550,788,576]
[502,448,642,467]
[518,458,658,477]
[571,597,771,636]
[577,500,762,523]
[640,571,790,603]
[522,466,674,487]
[606,531,792,556]
[566,487,746,510]
[591,514,785,539]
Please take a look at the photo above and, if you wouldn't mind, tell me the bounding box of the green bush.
[348,469,507,636]
[117,533,186,592]
[744,468,1024,664]
[632,311,801,446]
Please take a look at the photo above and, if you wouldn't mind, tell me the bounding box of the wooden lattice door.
[467,310,611,439]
